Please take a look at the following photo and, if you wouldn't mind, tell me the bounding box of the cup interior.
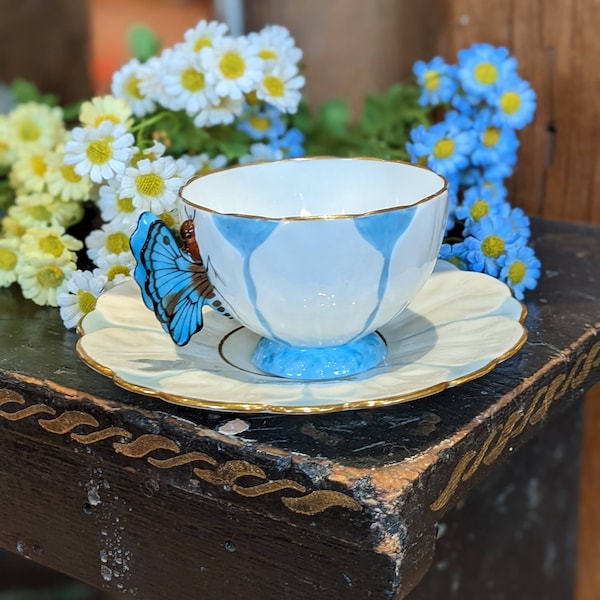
[181,157,446,218]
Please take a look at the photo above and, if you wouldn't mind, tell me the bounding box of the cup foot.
[252,333,387,380]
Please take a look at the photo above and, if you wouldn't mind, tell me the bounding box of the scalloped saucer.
[76,261,527,414]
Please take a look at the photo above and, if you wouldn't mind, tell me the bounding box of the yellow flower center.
[481,235,505,258]
[470,200,490,221]
[263,75,285,98]
[27,205,52,222]
[117,196,135,213]
[36,265,65,288]
[433,138,455,159]
[482,127,500,147]
[259,48,278,60]
[94,114,121,127]
[106,264,130,282]
[0,247,17,270]
[136,173,165,197]
[159,212,176,228]
[86,139,113,165]
[126,76,144,99]
[60,164,82,183]
[448,255,463,269]
[508,260,526,284]
[193,36,213,52]
[106,232,130,254]
[39,234,65,257]
[249,115,271,131]
[423,69,440,91]
[500,91,521,115]
[474,62,498,85]
[18,119,41,142]
[181,68,206,92]
[245,90,260,105]
[77,289,96,314]
[219,52,246,79]
[31,155,47,177]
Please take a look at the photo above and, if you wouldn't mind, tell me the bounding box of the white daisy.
[57,269,107,328]
[97,178,140,224]
[239,143,283,165]
[201,36,264,100]
[111,58,157,117]
[178,152,228,176]
[85,219,136,265]
[160,49,217,114]
[256,63,305,113]
[94,251,135,288]
[248,25,302,67]
[193,94,245,127]
[180,19,229,54]
[136,49,180,109]
[64,121,135,184]
[119,156,182,214]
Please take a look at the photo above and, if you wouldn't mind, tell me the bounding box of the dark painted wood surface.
[0,217,599,599]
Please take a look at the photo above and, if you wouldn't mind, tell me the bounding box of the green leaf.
[128,24,161,62]
[10,78,58,106]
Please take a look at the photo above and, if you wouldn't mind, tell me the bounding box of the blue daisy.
[471,109,520,168]
[412,113,476,179]
[491,75,537,130]
[455,185,510,224]
[413,56,459,106]
[237,105,286,141]
[439,241,468,270]
[269,127,305,158]
[406,124,431,164]
[457,43,518,101]
[499,244,541,300]
[462,213,521,276]
[508,207,531,240]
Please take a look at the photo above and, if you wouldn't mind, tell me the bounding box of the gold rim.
[76,302,528,415]
[179,156,449,222]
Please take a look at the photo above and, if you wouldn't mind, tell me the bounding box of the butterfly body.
[130,212,229,346]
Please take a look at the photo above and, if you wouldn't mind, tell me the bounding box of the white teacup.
[132,157,448,380]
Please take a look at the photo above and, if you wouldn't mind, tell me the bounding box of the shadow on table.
[0,551,108,600]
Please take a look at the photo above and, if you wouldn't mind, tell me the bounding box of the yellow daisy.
[0,238,21,287]
[0,115,16,167]
[11,144,49,192]
[20,225,83,262]
[1,216,26,239]
[16,252,77,307]
[7,102,64,150]
[45,145,92,202]
[9,192,84,229]
[79,95,134,129]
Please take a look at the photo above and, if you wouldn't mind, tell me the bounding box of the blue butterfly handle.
[130,212,223,346]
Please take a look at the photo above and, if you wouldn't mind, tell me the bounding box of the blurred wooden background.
[0,0,598,598]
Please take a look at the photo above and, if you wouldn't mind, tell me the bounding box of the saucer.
[76,261,527,414]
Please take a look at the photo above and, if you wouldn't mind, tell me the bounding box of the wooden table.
[0,217,598,600]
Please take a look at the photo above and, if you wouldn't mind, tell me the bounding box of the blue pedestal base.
[252,333,387,380]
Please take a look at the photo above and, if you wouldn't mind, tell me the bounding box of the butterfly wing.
[130,212,220,346]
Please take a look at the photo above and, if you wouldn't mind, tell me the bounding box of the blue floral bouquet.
[408,43,541,300]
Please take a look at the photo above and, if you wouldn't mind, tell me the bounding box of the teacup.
[130,157,448,380]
